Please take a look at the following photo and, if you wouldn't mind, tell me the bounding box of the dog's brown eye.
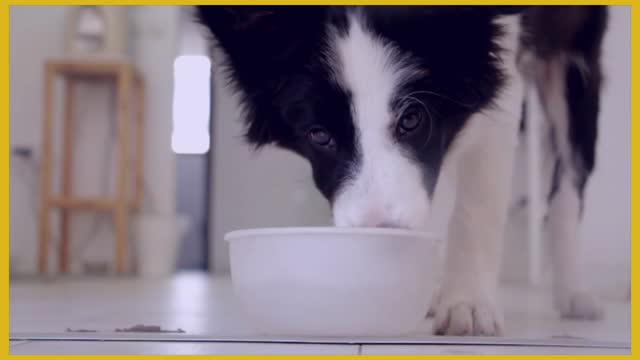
[397,108,424,136]
[308,127,334,148]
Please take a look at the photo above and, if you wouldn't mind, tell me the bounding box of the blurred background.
[8,5,630,348]
[9,6,333,279]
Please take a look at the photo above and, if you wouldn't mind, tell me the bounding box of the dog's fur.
[197,6,608,335]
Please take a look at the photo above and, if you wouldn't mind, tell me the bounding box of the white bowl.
[224,227,438,336]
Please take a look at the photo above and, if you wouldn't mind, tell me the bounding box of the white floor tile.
[360,345,630,355]
[10,341,360,355]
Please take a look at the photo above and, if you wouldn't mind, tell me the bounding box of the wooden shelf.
[49,197,115,211]
[46,59,143,81]
[39,58,145,275]
[48,197,139,211]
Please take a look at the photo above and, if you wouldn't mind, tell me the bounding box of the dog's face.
[198,6,518,229]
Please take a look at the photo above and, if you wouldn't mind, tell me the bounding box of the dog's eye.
[397,107,425,136]
[308,126,335,148]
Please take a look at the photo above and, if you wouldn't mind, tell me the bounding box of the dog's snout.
[337,209,407,229]
[346,218,406,229]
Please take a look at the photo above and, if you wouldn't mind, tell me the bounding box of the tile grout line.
[9,333,630,349]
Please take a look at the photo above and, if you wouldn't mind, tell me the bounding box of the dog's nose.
[353,213,406,229]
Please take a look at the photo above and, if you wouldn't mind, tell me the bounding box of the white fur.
[430,15,525,335]
[329,14,430,229]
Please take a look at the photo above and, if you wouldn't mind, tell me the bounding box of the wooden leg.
[38,64,55,275]
[59,77,76,274]
[134,74,144,211]
[114,66,132,274]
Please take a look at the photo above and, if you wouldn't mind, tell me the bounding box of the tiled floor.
[10,272,630,355]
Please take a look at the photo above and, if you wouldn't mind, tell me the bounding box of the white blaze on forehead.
[328,15,431,229]
[336,20,398,121]
[330,15,418,134]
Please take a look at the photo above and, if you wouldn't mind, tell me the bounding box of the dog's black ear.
[196,6,326,68]
[196,6,327,147]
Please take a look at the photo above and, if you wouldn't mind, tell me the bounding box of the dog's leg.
[432,120,519,336]
[535,55,604,320]
[431,14,525,336]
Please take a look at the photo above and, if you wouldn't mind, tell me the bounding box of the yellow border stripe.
[1,1,9,358]
[3,2,635,359]
[5,0,638,5]
[631,2,638,358]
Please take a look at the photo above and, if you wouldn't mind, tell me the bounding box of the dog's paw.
[432,291,503,336]
[555,290,604,320]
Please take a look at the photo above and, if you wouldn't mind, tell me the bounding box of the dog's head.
[197,6,522,229]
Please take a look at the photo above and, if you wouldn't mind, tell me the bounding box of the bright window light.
[172,55,211,154]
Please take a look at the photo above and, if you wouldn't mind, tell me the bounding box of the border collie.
[196,6,608,336]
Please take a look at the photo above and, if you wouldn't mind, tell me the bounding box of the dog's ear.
[196,6,327,147]
[196,6,326,68]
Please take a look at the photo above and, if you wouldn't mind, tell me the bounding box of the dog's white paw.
[432,288,503,336]
[554,289,604,320]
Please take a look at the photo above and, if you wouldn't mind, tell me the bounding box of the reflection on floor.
[10,272,630,355]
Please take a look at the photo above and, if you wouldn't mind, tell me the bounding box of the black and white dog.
[197,6,607,335]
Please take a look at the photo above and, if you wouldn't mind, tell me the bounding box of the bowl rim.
[224,226,438,242]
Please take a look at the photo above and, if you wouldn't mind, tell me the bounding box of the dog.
[196,6,608,336]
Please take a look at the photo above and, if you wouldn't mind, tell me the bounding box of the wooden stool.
[39,59,145,275]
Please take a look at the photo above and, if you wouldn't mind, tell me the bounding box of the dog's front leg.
[431,119,518,336]
[429,13,525,335]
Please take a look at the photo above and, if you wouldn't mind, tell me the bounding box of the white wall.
[130,7,181,216]
[9,6,181,275]
[578,5,630,299]
[10,6,66,149]
[10,6,66,274]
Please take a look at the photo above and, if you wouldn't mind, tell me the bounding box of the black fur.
[196,6,606,206]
